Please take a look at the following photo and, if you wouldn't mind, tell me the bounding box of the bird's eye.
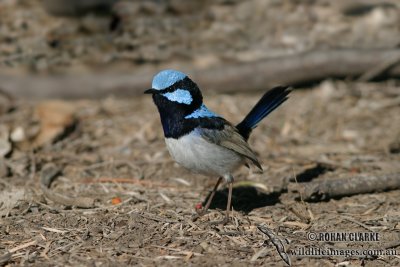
[162,89,193,105]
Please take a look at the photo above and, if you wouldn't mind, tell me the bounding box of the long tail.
[236,86,291,140]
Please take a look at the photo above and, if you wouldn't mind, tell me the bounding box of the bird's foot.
[192,202,209,221]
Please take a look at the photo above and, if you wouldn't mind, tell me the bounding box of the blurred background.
[1,0,400,98]
[1,1,400,266]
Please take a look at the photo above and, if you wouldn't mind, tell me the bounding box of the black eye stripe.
[157,77,193,93]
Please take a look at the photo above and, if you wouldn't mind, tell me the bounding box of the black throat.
[152,77,203,138]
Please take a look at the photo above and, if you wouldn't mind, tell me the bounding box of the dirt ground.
[1,0,400,266]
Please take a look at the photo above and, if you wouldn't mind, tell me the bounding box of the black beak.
[144,88,158,94]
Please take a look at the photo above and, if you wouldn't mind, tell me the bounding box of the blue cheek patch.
[162,89,193,105]
[152,70,187,90]
[185,104,218,119]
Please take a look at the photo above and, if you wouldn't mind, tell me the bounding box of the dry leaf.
[32,100,77,148]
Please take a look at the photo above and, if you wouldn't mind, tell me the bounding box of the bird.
[145,69,291,223]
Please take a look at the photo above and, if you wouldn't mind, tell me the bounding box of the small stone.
[10,127,26,142]
[0,125,11,157]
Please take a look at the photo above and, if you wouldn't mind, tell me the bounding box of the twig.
[9,240,37,253]
[150,245,203,257]
[2,49,400,99]
[336,0,400,16]
[384,239,400,250]
[0,252,11,266]
[250,247,269,262]
[41,227,68,234]
[290,172,400,201]
[358,54,400,82]
[257,225,291,266]
[341,216,374,232]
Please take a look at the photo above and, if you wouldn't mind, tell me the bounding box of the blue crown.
[152,69,187,90]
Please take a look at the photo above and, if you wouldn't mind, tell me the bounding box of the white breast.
[165,134,243,177]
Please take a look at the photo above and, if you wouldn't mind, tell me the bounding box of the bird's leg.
[210,175,233,225]
[224,181,233,223]
[193,176,223,219]
[193,175,234,225]
[201,176,223,215]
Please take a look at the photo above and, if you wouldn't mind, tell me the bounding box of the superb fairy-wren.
[145,69,291,223]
